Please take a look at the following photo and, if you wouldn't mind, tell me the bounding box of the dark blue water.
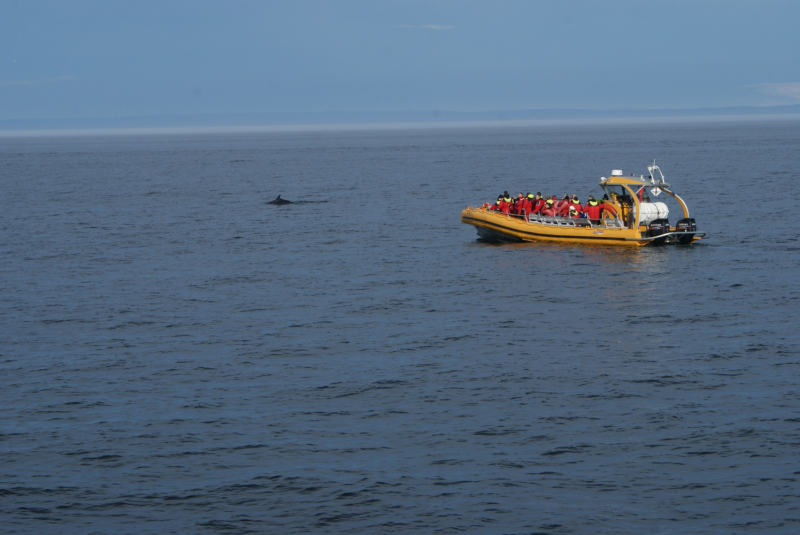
[2,120,799,534]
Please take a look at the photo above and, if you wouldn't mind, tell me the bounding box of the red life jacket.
[583,202,602,219]
[521,199,533,215]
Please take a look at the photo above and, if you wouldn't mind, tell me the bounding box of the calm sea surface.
[2,120,799,534]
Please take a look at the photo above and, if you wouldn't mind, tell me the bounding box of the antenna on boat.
[647,159,664,196]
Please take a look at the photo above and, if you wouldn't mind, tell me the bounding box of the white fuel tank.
[637,202,669,225]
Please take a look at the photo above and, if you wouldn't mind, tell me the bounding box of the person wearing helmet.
[541,198,558,217]
[522,193,535,218]
[568,205,581,219]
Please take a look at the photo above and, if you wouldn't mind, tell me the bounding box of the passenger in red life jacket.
[498,194,511,214]
[541,199,558,217]
[583,195,603,223]
[514,193,525,217]
[506,194,517,215]
[557,195,573,216]
[489,196,504,212]
[570,195,582,211]
[500,193,512,214]
[522,193,535,217]
[532,193,546,214]
[513,192,525,216]
[568,206,581,218]
[556,194,570,214]
[506,195,516,213]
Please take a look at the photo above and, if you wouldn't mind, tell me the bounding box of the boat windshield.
[602,185,625,196]
[601,185,633,203]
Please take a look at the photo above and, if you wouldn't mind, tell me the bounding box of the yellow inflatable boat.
[461,162,705,246]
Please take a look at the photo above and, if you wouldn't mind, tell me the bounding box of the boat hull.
[461,207,702,246]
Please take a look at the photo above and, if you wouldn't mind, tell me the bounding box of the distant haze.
[2,0,799,123]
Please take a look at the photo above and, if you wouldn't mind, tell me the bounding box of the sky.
[2,0,799,120]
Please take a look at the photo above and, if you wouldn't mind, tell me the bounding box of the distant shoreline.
[2,109,800,138]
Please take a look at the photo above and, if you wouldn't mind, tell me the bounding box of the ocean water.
[1,120,799,534]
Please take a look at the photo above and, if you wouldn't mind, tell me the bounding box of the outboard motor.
[675,218,697,245]
[648,218,670,236]
[647,218,670,245]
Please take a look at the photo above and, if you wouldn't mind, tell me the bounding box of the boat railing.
[476,207,625,229]
[525,214,625,229]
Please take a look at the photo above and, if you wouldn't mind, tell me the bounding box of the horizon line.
[2,113,800,138]
[3,102,800,124]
